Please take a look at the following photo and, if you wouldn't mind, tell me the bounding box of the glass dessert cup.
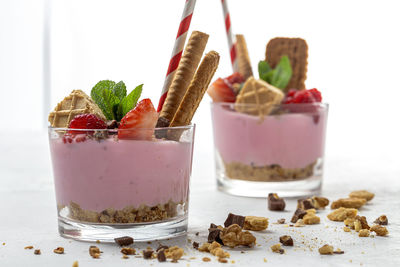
[49,125,195,242]
[211,102,328,198]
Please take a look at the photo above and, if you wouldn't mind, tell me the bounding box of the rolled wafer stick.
[170,51,220,128]
[235,34,253,80]
[157,31,209,127]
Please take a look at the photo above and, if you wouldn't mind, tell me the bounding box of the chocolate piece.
[297,199,315,210]
[156,244,169,252]
[208,224,223,245]
[195,232,199,236]
[193,241,199,250]
[157,250,166,262]
[333,250,345,254]
[268,193,286,211]
[155,117,170,139]
[277,218,286,224]
[224,213,245,228]
[374,215,388,225]
[279,235,294,246]
[290,208,307,223]
[114,236,134,246]
[34,249,41,255]
[106,120,119,129]
[143,250,153,259]
[53,247,64,254]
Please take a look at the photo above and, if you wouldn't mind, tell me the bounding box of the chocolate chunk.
[224,213,245,228]
[333,250,345,254]
[157,250,166,262]
[374,215,388,225]
[277,218,286,224]
[143,250,153,259]
[192,241,199,249]
[208,228,223,244]
[279,235,294,246]
[155,117,170,139]
[34,249,41,255]
[290,208,307,223]
[268,193,286,211]
[297,199,315,210]
[106,120,119,129]
[114,236,134,246]
[156,244,169,252]
[195,232,199,236]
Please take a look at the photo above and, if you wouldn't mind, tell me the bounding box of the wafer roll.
[265,37,308,91]
[170,51,220,127]
[158,31,209,127]
[235,34,253,80]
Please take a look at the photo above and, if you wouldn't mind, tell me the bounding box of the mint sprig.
[258,55,293,90]
[91,80,143,121]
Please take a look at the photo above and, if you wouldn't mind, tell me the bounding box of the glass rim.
[211,102,329,109]
[48,123,195,132]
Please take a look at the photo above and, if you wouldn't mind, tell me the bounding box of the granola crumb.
[244,216,269,231]
[349,190,374,201]
[218,258,228,263]
[343,226,351,232]
[53,247,64,254]
[294,219,305,227]
[264,258,267,262]
[96,240,100,244]
[220,224,256,248]
[327,207,358,221]
[121,247,136,255]
[374,215,388,225]
[370,225,389,236]
[122,255,129,259]
[72,261,79,267]
[2,243,5,246]
[89,246,101,258]
[165,246,184,262]
[359,229,370,237]
[34,249,41,255]
[319,244,333,255]
[303,209,320,225]
[202,257,211,262]
[24,246,34,250]
[331,198,366,209]
[270,243,284,254]
[231,260,235,263]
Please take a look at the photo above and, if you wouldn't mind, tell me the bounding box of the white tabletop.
[0,131,399,267]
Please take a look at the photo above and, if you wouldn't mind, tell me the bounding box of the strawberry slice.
[207,72,245,103]
[68,114,107,135]
[118,98,158,140]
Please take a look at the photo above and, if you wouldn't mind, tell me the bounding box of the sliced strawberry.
[224,72,245,86]
[283,88,322,104]
[207,78,236,102]
[68,114,107,135]
[118,98,158,140]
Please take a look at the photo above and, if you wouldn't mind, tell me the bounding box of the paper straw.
[157,0,197,112]
[221,0,238,72]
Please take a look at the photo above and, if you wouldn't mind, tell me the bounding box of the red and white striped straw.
[221,0,238,72]
[157,0,197,112]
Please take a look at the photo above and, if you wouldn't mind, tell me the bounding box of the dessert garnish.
[68,114,107,135]
[34,249,41,255]
[207,72,244,103]
[114,236,134,246]
[192,241,200,250]
[164,246,184,262]
[302,209,320,225]
[224,213,245,228]
[120,247,136,255]
[270,243,284,254]
[370,225,389,236]
[235,34,253,80]
[327,207,358,221]
[268,193,286,211]
[219,224,256,248]
[283,88,322,104]
[90,80,143,121]
[53,247,64,254]
[358,229,370,237]
[265,37,308,91]
[157,31,209,127]
[48,89,106,128]
[157,249,166,262]
[279,235,294,246]
[258,55,292,90]
[208,223,223,244]
[143,249,154,259]
[290,208,307,223]
[318,244,334,255]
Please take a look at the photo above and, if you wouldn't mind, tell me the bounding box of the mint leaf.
[258,61,272,79]
[117,84,143,120]
[91,80,117,120]
[113,81,127,101]
[270,56,292,89]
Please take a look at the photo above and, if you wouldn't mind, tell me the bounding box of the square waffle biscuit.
[235,77,284,117]
[265,37,308,91]
[48,90,106,128]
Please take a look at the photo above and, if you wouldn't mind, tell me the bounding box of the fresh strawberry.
[118,98,158,140]
[208,78,236,102]
[68,114,107,135]
[283,88,322,104]
[225,72,245,86]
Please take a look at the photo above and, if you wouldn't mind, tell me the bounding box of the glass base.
[58,215,188,242]
[217,174,322,198]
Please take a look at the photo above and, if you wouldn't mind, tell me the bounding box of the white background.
[1,0,400,161]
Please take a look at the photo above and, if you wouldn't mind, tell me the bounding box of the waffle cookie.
[235,77,284,117]
[48,90,106,128]
[235,34,253,80]
[265,37,308,91]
